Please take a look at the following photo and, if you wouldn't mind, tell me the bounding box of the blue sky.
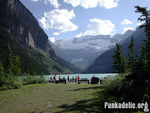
[20,0,150,43]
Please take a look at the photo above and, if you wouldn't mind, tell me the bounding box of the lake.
[44,73,118,81]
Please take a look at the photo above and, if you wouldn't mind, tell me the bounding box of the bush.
[23,76,37,85]
[11,80,22,89]
[91,77,99,84]
[103,74,128,94]
[37,75,47,83]
[1,76,22,90]
[22,75,47,85]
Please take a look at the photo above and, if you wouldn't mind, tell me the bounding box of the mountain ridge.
[0,0,56,58]
[85,28,146,73]
[0,0,73,74]
[53,30,134,71]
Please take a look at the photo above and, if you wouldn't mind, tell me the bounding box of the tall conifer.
[112,43,126,73]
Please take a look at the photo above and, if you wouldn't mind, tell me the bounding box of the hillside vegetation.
[0,27,69,75]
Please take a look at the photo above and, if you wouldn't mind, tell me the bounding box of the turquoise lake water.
[44,73,118,81]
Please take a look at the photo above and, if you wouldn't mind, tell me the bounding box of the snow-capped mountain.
[86,28,146,73]
[52,30,134,71]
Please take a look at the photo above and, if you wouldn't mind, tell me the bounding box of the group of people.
[49,75,80,83]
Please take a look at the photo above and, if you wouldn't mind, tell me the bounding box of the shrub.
[103,74,128,94]
[23,76,37,85]
[37,75,47,83]
[22,75,47,85]
[1,76,22,90]
[11,80,23,89]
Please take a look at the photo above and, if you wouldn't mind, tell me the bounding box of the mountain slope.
[85,28,146,73]
[56,57,82,73]
[53,31,134,71]
[0,0,70,74]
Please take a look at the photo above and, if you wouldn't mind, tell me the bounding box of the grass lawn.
[0,84,145,113]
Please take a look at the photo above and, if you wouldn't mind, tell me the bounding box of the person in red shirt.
[49,77,52,83]
[77,75,80,83]
[53,75,56,83]
[59,76,61,81]
[75,76,77,82]
[50,77,52,80]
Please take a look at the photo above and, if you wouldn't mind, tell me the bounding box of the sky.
[20,0,150,43]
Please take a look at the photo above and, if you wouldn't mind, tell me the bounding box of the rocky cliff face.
[0,0,56,58]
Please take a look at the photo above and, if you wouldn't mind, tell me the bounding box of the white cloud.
[121,19,132,25]
[136,22,143,26]
[54,32,59,36]
[31,0,39,1]
[48,37,56,43]
[76,18,116,37]
[30,0,60,8]
[63,0,119,9]
[39,9,78,33]
[123,27,134,33]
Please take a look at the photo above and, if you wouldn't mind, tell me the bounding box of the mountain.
[85,28,147,73]
[0,0,56,57]
[57,57,82,73]
[53,30,134,71]
[0,0,70,74]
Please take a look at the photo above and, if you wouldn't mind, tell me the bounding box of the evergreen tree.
[32,71,37,76]
[5,45,22,89]
[112,43,126,74]
[7,44,14,75]
[6,44,15,84]
[135,6,150,73]
[0,61,5,86]
[124,6,150,102]
[127,37,136,72]
[6,45,21,76]
[135,6,150,29]
[14,56,21,76]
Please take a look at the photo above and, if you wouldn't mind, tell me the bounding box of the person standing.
[77,75,80,84]
[50,77,52,83]
[75,76,77,82]
[67,76,70,83]
[59,76,61,81]
[53,75,56,83]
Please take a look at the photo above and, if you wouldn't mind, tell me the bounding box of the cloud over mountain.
[31,0,60,8]
[121,19,132,25]
[49,37,56,43]
[39,9,78,33]
[63,0,119,9]
[76,18,116,37]
[123,27,134,33]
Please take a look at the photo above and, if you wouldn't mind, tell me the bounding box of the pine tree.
[7,44,14,75]
[135,6,150,29]
[112,43,126,74]
[127,37,136,72]
[135,6,150,73]
[0,61,5,87]
[14,56,21,76]
[130,6,150,101]
[6,44,15,84]
[6,45,21,89]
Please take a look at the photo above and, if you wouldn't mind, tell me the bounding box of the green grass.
[0,84,146,113]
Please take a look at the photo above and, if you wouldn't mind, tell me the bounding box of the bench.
[78,78,89,84]
[56,79,66,84]
[69,79,77,83]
